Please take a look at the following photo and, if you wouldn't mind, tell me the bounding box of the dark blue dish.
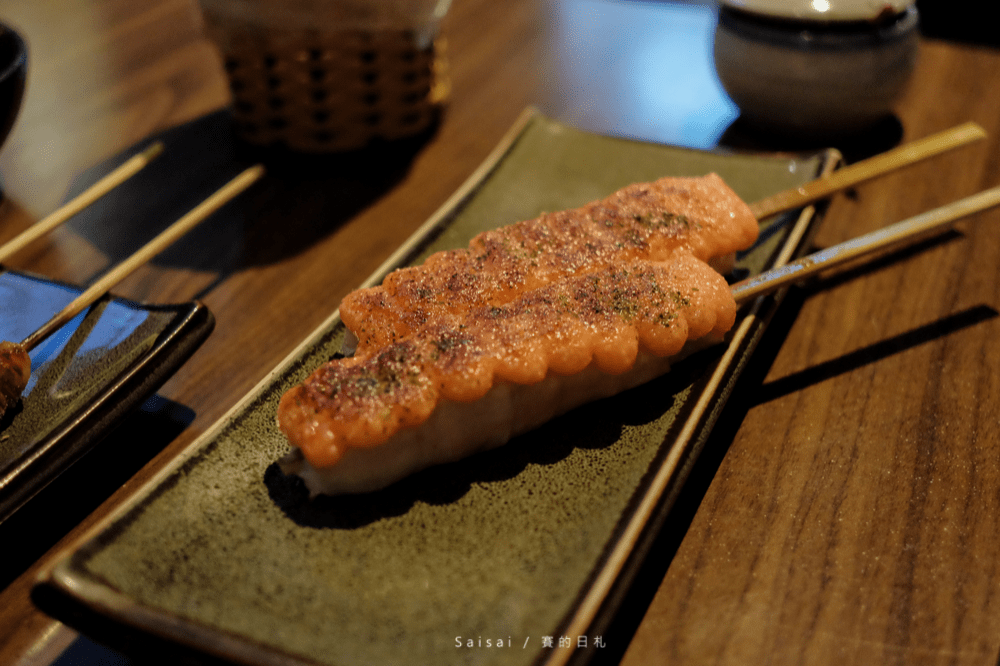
[0,269,214,524]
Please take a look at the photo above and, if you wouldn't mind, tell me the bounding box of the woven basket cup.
[199,0,450,152]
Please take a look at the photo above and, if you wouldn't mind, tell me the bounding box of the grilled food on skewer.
[277,175,1000,498]
[0,342,30,419]
[278,174,757,495]
[279,250,737,496]
[340,174,756,352]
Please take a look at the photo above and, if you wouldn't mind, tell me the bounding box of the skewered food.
[339,173,757,352]
[279,252,739,495]
[0,341,30,419]
[277,174,759,496]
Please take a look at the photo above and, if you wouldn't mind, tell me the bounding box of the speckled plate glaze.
[0,270,214,523]
[36,109,839,666]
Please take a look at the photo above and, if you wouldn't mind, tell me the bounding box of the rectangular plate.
[35,109,839,666]
[0,270,214,524]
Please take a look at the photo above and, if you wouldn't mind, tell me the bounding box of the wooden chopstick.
[0,142,165,264]
[749,122,987,220]
[20,164,265,352]
[733,184,1000,303]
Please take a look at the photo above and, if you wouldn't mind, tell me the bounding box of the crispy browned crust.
[0,341,30,418]
[277,174,758,481]
[278,255,735,469]
[340,174,757,350]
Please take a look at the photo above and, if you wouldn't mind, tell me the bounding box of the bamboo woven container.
[199,0,451,152]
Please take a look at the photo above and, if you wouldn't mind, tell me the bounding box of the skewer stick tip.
[139,141,165,161]
[748,120,988,221]
[959,121,987,140]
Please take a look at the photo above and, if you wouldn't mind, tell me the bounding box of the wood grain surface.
[620,37,1000,666]
[2,1,1000,664]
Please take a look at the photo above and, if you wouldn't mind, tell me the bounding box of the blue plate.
[0,269,213,523]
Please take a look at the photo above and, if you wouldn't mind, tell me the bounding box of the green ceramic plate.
[0,270,214,524]
[35,109,838,666]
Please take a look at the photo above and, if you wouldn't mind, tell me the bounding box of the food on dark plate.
[277,174,759,496]
[0,341,30,419]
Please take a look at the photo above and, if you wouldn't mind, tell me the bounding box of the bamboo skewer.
[733,185,1000,304]
[0,165,265,419]
[0,123,989,420]
[0,142,165,264]
[748,121,987,220]
[21,165,265,351]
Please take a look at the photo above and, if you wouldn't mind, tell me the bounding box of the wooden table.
[2,0,1000,664]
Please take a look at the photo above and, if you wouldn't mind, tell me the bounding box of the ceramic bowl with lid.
[713,0,919,139]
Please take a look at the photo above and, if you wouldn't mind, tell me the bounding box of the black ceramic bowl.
[0,23,27,152]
